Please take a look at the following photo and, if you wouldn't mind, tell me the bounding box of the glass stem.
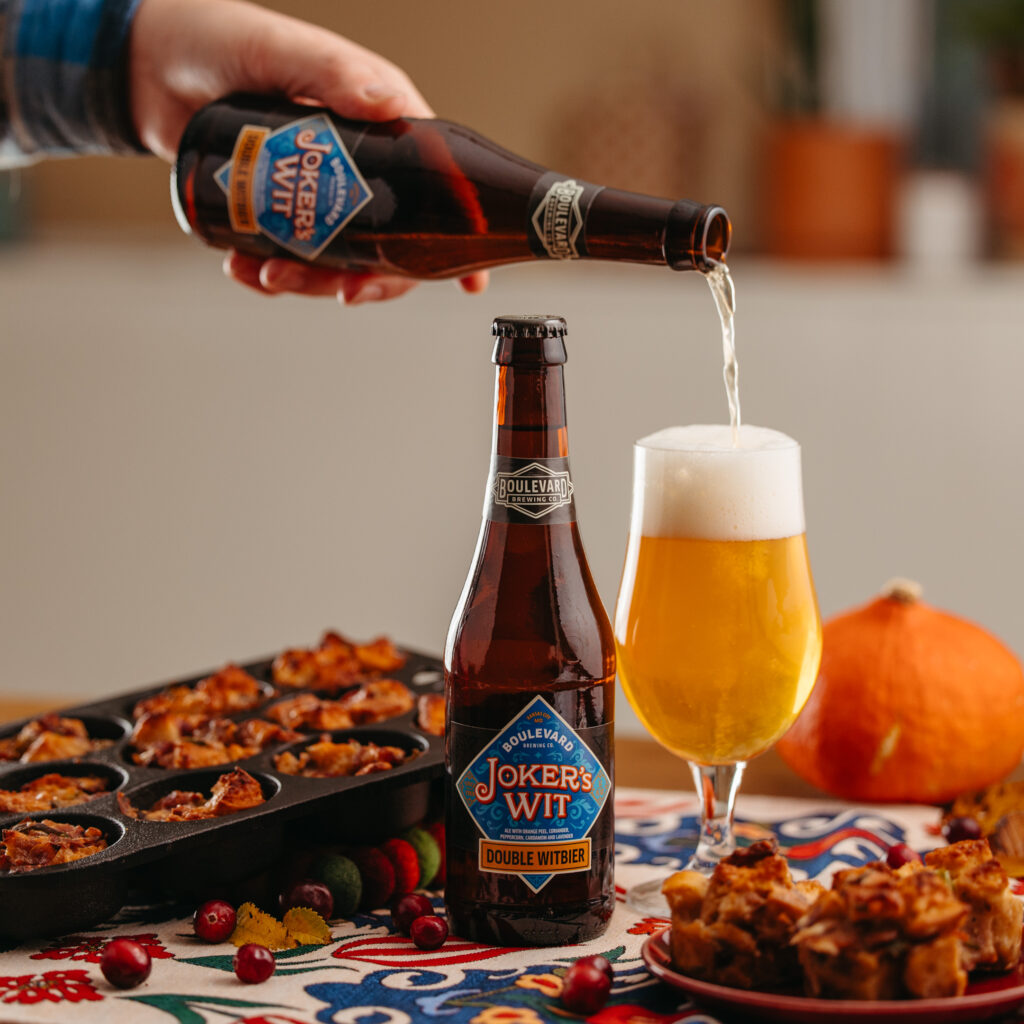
[687,762,746,871]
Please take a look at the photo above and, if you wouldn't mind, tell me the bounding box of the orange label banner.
[228,126,268,234]
[478,838,591,874]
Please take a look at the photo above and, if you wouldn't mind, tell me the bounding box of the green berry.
[310,853,362,917]
[400,827,441,890]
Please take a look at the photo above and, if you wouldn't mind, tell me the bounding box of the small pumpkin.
[776,579,1024,804]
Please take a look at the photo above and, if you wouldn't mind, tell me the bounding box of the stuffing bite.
[662,839,823,990]
[792,861,969,999]
[272,631,406,691]
[924,839,1023,973]
[0,715,112,764]
[130,715,298,769]
[0,773,109,813]
[133,664,265,719]
[0,819,107,873]
[274,737,412,777]
[416,693,444,737]
[266,679,413,732]
[118,767,266,822]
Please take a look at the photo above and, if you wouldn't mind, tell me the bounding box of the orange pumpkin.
[776,580,1024,804]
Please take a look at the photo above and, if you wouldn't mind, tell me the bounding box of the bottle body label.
[213,114,372,260]
[528,173,603,261]
[452,695,611,893]
[486,455,576,524]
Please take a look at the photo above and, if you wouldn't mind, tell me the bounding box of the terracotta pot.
[761,119,902,261]
[985,98,1024,259]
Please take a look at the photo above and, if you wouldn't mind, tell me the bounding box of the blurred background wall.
[1,0,1023,739]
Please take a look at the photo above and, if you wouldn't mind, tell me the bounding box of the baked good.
[925,838,1023,972]
[662,839,823,989]
[792,862,968,999]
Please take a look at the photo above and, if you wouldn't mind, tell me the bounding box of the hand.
[129,0,488,303]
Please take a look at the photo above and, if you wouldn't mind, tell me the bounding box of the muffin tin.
[0,643,444,938]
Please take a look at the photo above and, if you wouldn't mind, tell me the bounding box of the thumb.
[243,11,434,120]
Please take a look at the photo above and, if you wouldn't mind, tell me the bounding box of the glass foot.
[625,875,670,918]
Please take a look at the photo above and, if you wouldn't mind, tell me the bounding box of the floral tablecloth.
[0,788,1006,1024]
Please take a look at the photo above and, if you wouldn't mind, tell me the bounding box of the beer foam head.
[634,425,805,540]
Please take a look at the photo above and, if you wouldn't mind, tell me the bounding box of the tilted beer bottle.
[172,95,730,279]
[444,315,615,946]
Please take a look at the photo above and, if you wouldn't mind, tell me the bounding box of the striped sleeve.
[0,0,145,164]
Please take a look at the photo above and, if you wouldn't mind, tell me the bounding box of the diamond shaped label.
[491,462,574,520]
[215,113,372,261]
[531,178,584,260]
[456,696,610,892]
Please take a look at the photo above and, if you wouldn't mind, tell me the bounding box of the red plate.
[642,929,1024,1024]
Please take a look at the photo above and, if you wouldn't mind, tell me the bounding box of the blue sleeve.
[0,0,146,164]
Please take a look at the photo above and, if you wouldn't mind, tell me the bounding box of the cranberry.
[281,880,334,920]
[100,939,152,990]
[561,959,612,1015]
[193,899,236,943]
[944,816,983,844]
[886,842,922,869]
[410,914,448,950]
[233,943,275,984]
[392,892,434,935]
[573,954,614,984]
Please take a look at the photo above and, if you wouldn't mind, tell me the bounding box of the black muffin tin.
[0,645,444,938]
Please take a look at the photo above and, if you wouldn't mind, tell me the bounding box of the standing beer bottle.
[444,315,615,946]
[172,95,730,279]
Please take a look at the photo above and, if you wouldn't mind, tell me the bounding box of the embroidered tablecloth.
[0,788,1005,1024]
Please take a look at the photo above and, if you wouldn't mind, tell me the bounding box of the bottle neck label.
[451,696,612,892]
[214,113,372,261]
[485,455,576,524]
[528,174,604,260]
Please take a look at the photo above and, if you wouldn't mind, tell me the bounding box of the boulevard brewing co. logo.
[492,462,574,520]
[531,178,585,260]
[457,696,610,892]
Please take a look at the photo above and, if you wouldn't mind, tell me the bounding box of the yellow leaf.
[230,901,297,951]
[282,906,332,946]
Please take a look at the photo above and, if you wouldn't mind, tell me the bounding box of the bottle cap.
[491,315,567,366]
[491,315,567,339]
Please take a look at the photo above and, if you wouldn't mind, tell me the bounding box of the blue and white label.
[215,114,372,261]
[455,696,611,892]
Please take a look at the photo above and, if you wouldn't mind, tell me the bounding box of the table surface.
[2,698,1024,1022]
[0,785,994,1024]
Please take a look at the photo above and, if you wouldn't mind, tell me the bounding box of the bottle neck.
[493,364,568,460]
[582,190,730,271]
[484,363,576,527]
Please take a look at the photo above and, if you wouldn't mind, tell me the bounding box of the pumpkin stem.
[881,578,923,603]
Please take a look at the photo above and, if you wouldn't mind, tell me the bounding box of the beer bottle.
[172,94,730,279]
[444,315,615,946]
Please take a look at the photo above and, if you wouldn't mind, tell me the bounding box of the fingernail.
[350,284,385,304]
[263,262,305,291]
[362,84,403,102]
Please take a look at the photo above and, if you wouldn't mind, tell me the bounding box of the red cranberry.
[193,899,236,943]
[561,959,612,1015]
[392,892,434,935]
[886,842,922,869]
[410,914,448,950]
[573,954,614,983]
[233,943,275,984]
[944,816,983,844]
[281,880,334,920]
[100,938,152,989]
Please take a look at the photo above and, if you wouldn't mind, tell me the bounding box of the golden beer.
[616,533,820,765]
[614,424,822,770]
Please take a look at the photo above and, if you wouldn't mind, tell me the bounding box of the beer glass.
[614,425,822,914]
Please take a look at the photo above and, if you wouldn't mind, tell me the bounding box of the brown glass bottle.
[172,94,730,279]
[444,315,615,947]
